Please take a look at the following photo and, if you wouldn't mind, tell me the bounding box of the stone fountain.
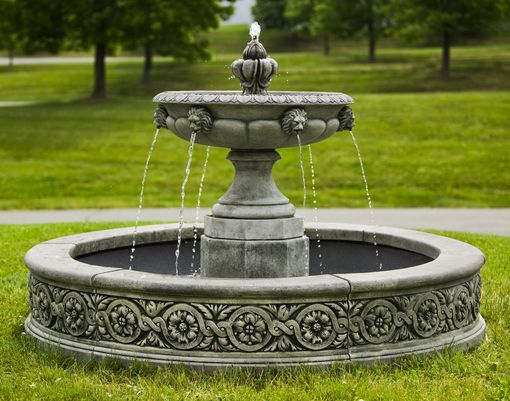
[25,24,485,369]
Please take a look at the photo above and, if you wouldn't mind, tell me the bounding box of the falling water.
[190,145,211,275]
[349,130,382,269]
[175,131,198,275]
[296,134,309,271]
[296,134,307,208]
[307,144,324,273]
[129,128,160,270]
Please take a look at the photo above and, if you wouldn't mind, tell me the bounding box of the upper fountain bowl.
[153,90,354,150]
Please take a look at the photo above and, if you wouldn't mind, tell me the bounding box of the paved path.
[0,56,142,66]
[0,101,39,107]
[0,208,508,236]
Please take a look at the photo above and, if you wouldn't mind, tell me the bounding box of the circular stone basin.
[25,223,485,369]
[154,90,353,149]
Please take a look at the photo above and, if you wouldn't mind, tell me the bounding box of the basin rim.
[153,90,354,106]
[25,223,484,300]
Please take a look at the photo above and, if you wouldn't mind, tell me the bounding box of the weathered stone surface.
[204,215,304,240]
[24,224,486,369]
[212,150,295,219]
[200,235,309,278]
[155,93,352,149]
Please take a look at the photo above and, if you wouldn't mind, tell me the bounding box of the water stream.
[296,134,309,270]
[129,128,160,270]
[307,145,324,273]
[349,130,382,269]
[174,131,198,275]
[296,134,307,209]
[190,145,211,275]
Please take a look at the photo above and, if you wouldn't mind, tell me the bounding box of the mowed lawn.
[0,28,509,210]
[0,223,508,400]
[0,91,508,209]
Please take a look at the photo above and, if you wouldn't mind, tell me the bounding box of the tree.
[387,0,510,77]
[0,0,66,66]
[285,0,388,60]
[61,0,123,99]
[120,0,234,83]
[335,0,389,63]
[285,0,333,55]
[252,0,289,29]
[0,0,18,66]
[1,0,235,98]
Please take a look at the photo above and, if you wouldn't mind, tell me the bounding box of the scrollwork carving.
[27,274,482,353]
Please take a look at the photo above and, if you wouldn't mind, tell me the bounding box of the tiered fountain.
[25,24,485,369]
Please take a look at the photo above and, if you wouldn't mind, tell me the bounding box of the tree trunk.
[91,42,106,99]
[323,33,330,56]
[368,19,376,63]
[367,0,376,63]
[441,27,450,78]
[143,45,153,83]
[8,46,14,67]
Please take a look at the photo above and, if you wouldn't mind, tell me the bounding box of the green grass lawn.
[0,27,509,210]
[0,91,508,209]
[0,223,508,400]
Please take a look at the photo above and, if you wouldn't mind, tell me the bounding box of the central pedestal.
[200,150,309,278]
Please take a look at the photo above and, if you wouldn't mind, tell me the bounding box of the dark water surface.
[77,240,433,276]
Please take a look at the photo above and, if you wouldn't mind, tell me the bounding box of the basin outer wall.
[24,223,485,369]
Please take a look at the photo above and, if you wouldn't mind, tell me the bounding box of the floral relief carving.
[414,296,441,337]
[30,283,53,327]
[28,274,481,353]
[62,292,88,336]
[300,310,333,345]
[110,305,137,338]
[453,288,471,327]
[167,309,200,347]
[233,312,268,346]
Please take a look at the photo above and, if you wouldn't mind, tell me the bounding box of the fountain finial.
[231,22,278,95]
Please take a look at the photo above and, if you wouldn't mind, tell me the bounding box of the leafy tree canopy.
[252,0,289,29]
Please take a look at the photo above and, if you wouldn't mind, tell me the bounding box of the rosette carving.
[102,300,142,343]
[30,283,54,327]
[295,305,337,350]
[162,304,204,350]
[62,292,88,336]
[227,307,272,352]
[359,300,397,344]
[413,294,441,337]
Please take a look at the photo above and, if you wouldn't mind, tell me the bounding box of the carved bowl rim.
[153,90,354,106]
[25,223,484,300]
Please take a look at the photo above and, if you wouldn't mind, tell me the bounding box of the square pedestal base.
[200,235,309,278]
